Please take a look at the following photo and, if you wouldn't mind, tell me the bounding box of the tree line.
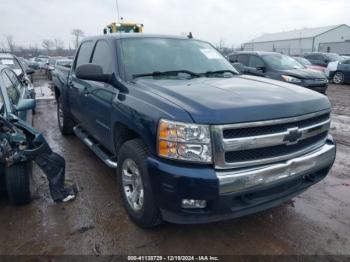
[0,29,85,58]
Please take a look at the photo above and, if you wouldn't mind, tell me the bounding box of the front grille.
[225,132,327,163]
[223,113,330,139]
[212,110,331,169]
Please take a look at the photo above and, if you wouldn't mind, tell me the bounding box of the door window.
[92,41,113,74]
[75,41,94,69]
[236,55,249,65]
[5,69,23,92]
[249,55,265,68]
[229,55,238,63]
[2,73,20,105]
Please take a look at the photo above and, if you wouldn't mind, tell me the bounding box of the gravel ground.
[0,72,349,256]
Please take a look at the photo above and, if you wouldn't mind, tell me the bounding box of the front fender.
[110,89,193,156]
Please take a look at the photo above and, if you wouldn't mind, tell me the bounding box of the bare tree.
[54,38,64,50]
[71,29,85,49]
[42,39,54,55]
[4,34,15,52]
[53,38,65,55]
[0,41,6,52]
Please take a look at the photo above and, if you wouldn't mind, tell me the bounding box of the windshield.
[119,38,237,79]
[293,57,311,66]
[325,53,344,62]
[0,58,22,70]
[262,54,304,70]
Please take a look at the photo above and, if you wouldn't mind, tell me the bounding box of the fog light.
[181,199,207,209]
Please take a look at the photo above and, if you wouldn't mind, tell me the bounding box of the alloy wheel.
[121,158,144,211]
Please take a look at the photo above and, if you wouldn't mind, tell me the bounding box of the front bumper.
[298,82,328,93]
[148,138,336,224]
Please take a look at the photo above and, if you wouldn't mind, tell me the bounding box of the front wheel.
[5,162,32,205]
[333,71,345,84]
[117,139,162,228]
[57,97,74,135]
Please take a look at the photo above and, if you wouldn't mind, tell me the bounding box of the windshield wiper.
[133,70,201,79]
[202,70,237,77]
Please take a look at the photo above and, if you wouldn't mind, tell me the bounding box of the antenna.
[115,0,121,22]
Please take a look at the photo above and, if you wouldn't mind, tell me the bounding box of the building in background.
[243,24,350,55]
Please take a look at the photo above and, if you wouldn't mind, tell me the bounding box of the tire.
[5,162,32,205]
[333,71,345,84]
[117,139,162,228]
[57,96,74,135]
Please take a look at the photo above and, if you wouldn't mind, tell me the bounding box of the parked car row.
[229,51,329,93]
[229,50,350,91]
[0,53,35,100]
[46,57,73,80]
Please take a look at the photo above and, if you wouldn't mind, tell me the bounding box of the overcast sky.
[0,0,349,49]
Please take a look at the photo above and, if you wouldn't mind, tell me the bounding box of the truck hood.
[276,68,326,79]
[136,75,330,124]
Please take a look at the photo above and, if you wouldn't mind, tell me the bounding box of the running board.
[73,126,118,168]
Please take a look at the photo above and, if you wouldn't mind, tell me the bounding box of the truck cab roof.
[83,33,192,42]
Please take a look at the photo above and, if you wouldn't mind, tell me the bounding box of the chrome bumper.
[217,138,336,194]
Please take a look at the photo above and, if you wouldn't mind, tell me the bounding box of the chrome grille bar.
[212,109,331,169]
[222,119,330,152]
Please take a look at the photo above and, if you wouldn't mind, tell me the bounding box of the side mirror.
[15,99,36,112]
[256,66,266,72]
[26,69,35,75]
[247,67,266,77]
[76,64,112,83]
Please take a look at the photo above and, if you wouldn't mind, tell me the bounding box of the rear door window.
[75,41,94,70]
[91,41,113,74]
[5,70,23,93]
[2,72,20,105]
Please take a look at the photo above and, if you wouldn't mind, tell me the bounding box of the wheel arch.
[112,121,154,157]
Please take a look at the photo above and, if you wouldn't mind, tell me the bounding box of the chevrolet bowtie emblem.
[284,127,302,145]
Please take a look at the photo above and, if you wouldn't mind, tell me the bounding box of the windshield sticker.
[200,49,222,59]
[0,59,14,65]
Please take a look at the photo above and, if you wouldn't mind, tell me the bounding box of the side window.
[314,55,324,61]
[92,41,113,74]
[249,56,265,68]
[2,73,20,105]
[305,54,316,60]
[237,55,249,65]
[75,41,94,69]
[229,55,237,63]
[5,70,22,91]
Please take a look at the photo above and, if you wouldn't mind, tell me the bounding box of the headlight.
[157,119,212,163]
[281,75,302,83]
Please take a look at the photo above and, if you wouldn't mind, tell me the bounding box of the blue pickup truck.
[53,34,336,228]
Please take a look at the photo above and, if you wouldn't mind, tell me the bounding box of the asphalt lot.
[0,72,349,255]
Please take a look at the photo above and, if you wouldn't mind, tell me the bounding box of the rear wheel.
[57,97,74,135]
[117,139,162,228]
[5,162,32,205]
[333,71,344,84]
